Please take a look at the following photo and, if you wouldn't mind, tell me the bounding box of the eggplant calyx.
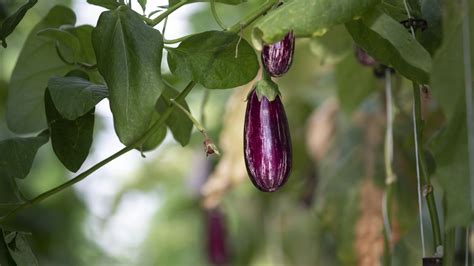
[254,78,280,102]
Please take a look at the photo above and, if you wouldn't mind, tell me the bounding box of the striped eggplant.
[261,31,295,77]
[206,208,228,266]
[244,89,292,192]
[354,46,376,66]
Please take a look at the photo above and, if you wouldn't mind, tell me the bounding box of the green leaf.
[0,229,15,266]
[169,0,245,5]
[3,231,38,266]
[138,0,147,12]
[252,0,381,44]
[140,117,167,152]
[37,27,81,63]
[156,86,193,146]
[380,0,422,21]
[0,131,49,180]
[87,0,120,10]
[48,75,107,120]
[345,10,432,84]
[429,0,473,228]
[65,25,97,65]
[0,0,37,48]
[335,54,377,113]
[418,0,443,55]
[6,6,76,134]
[45,89,94,173]
[167,31,259,89]
[310,25,353,64]
[93,6,165,146]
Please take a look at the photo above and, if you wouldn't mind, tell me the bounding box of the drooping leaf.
[156,86,193,146]
[87,0,120,10]
[252,0,381,44]
[3,231,38,266]
[45,88,95,173]
[48,75,107,120]
[429,0,474,228]
[93,6,165,146]
[138,0,147,12]
[0,0,37,48]
[0,131,49,180]
[167,31,259,89]
[346,10,432,84]
[335,54,377,113]
[140,116,167,152]
[37,27,81,63]
[6,6,76,133]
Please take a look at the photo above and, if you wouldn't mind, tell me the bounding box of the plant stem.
[0,1,276,223]
[169,99,206,136]
[226,0,277,33]
[412,82,443,251]
[149,1,187,26]
[211,0,226,30]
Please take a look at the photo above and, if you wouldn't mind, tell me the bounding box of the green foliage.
[253,0,381,44]
[2,231,38,266]
[86,0,120,10]
[310,25,353,64]
[167,31,259,89]
[335,54,377,113]
[156,86,193,147]
[37,28,81,63]
[6,6,76,134]
[346,10,432,84]
[430,0,473,228]
[169,0,246,6]
[45,88,94,173]
[47,74,107,120]
[0,130,49,180]
[93,6,165,146]
[0,0,37,48]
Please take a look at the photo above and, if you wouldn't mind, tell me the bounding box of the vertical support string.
[402,0,426,257]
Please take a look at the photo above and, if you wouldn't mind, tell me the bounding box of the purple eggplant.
[244,89,292,192]
[261,31,295,77]
[355,46,376,66]
[206,208,229,266]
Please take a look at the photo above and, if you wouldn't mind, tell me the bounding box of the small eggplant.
[261,31,295,77]
[244,89,292,192]
[206,208,228,266]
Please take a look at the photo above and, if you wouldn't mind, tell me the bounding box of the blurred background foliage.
[0,0,469,265]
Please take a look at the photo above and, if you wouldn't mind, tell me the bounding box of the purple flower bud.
[244,89,292,192]
[355,46,376,66]
[206,208,229,266]
[261,31,295,77]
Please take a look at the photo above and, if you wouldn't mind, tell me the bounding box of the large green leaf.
[2,231,38,266]
[430,0,473,228]
[0,0,37,48]
[37,27,81,63]
[6,6,76,134]
[45,88,95,173]
[48,75,107,120]
[0,131,49,180]
[346,10,432,84]
[252,0,381,44]
[335,54,377,113]
[167,31,259,89]
[156,86,193,146]
[93,6,165,146]
[87,0,120,10]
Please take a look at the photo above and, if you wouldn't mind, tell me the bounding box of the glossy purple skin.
[355,46,377,66]
[261,31,295,77]
[244,90,292,192]
[206,208,228,266]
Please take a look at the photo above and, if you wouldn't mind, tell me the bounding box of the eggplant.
[354,46,376,66]
[206,208,228,266]
[244,89,292,192]
[261,31,295,77]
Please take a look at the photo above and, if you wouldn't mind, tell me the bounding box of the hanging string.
[461,0,474,264]
[402,0,426,257]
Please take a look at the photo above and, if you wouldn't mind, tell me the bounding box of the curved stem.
[0,0,276,223]
[149,1,187,26]
[170,98,206,136]
[211,0,226,30]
